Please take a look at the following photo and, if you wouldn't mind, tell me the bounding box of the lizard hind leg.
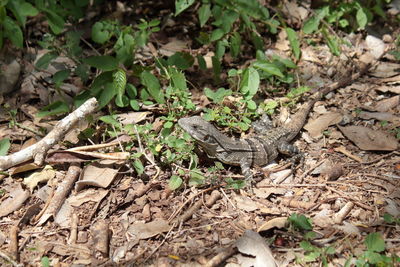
[277,141,304,167]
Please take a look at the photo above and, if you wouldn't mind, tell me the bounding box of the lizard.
[178,64,372,182]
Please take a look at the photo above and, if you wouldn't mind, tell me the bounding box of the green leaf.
[99,115,119,127]
[239,67,259,98]
[44,10,65,35]
[130,99,140,111]
[210,28,224,42]
[98,83,117,108]
[37,101,69,117]
[230,32,241,58]
[52,69,70,87]
[322,29,340,56]
[300,241,315,251]
[175,0,195,16]
[198,4,211,27]
[3,16,23,48]
[286,27,300,60]
[211,56,221,83]
[140,71,165,104]
[197,55,207,70]
[170,69,187,91]
[126,83,137,99]
[288,213,313,231]
[204,87,232,104]
[41,256,50,267]
[7,0,38,26]
[303,16,320,34]
[365,232,385,252]
[356,7,368,29]
[133,160,144,175]
[35,52,58,69]
[0,138,10,156]
[169,175,183,190]
[253,61,284,77]
[113,68,126,101]
[167,52,194,70]
[91,21,112,44]
[83,56,119,71]
[246,100,257,110]
[189,171,205,186]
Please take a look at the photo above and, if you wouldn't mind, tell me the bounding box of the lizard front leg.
[277,141,303,165]
[240,158,253,182]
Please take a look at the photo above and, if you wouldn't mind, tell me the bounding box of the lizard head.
[178,116,220,154]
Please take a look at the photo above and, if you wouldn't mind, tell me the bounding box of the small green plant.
[0,138,10,156]
[352,232,400,266]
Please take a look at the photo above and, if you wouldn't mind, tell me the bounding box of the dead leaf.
[117,111,150,125]
[370,62,400,78]
[258,217,288,232]
[127,219,170,240]
[159,38,188,56]
[23,165,55,192]
[0,184,30,217]
[376,85,400,94]
[234,195,259,212]
[68,188,108,207]
[374,95,400,112]
[338,125,399,151]
[304,112,343,138]
[236,230,277,267]
[76,163,119,191]
[359,111,400,122]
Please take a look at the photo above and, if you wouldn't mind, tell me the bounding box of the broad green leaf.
[3,16,23,48]
[211,56,221,83]
[303,16,320,34]
[0,138,10,156]
[52,69,70,87]
[286,28,300,60]
[98,83,117,108]
[91,21,112,44]
[197,55,207,70]
[253,61,284,77]
[365,232,385,252]
[300,241,314,251]
[169,175,183,190]
[126,83,137,99]
[198,4,211,27]
[246,100,257,110]
[37,101,69,117]
[204,87,232,104]
[175,0,195,16]
[215,40,226,59]
[140,71,165,104]
[239,67,259,97]
[83,56,119,71]
[44,10,65,35]
[322,29,340,56]
[130,99,140,111]
[356,7,368,29]
[288,213,313,231]
[170,69,187,91]
[113,68,126,100]
[133,160,144,175]
[115,95,129,107]
[210,28,224,42]
[167,52,194,70]
[230,32,241,58]
[99,115,119,126]
[41,256,50,267]
[189,171,205,186]
[7,0,38,26]
[35,52,58,69]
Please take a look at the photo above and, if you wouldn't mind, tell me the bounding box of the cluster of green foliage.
[0,0,398,188]
[288,213,400,266]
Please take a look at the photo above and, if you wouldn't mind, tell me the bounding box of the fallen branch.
[0,98,98,171]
